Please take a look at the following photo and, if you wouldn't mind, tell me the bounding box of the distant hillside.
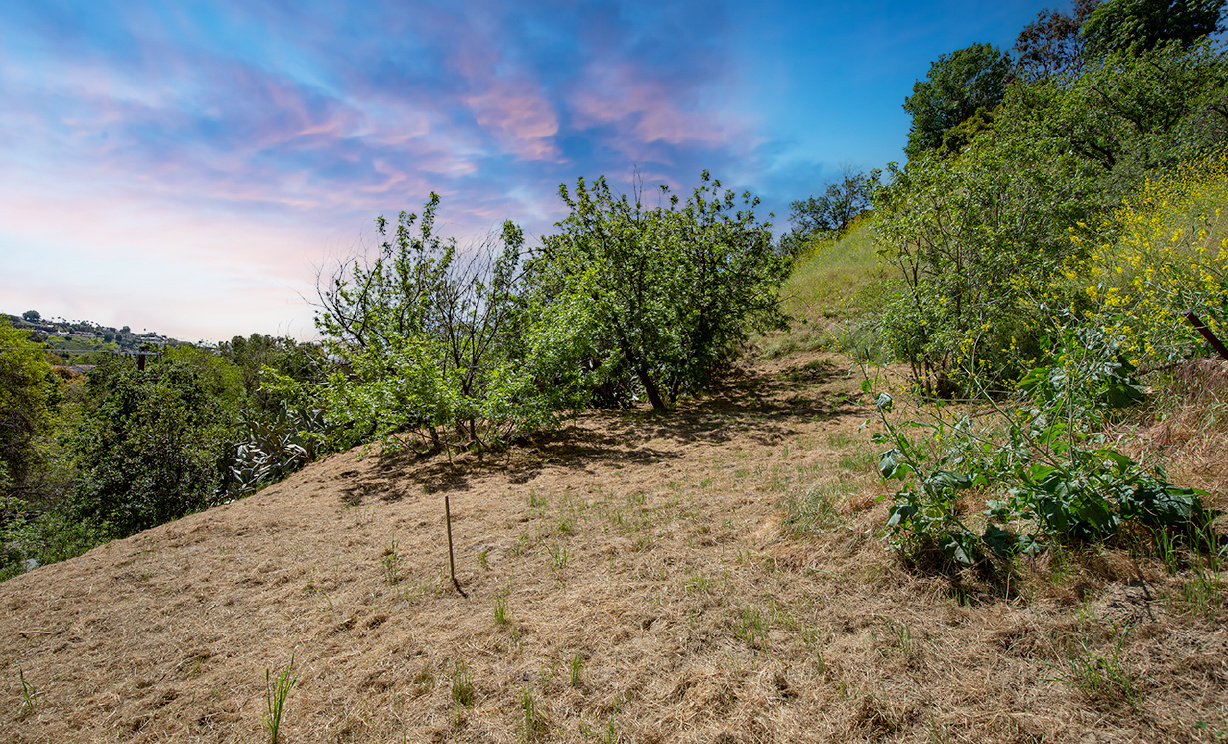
[2,311,178,361]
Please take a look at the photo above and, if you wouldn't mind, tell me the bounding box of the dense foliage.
[315,194,574,454]
[534,172,787,411]
[0,322,54,512]
[902,43,1013,160]
[872,4,1228,572]
[69,347,244,537]
[1082,0,1225,57]
[878,34,1228,395]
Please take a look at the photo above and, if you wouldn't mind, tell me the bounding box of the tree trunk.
[637,367,666,411]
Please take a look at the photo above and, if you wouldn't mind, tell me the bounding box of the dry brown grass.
[1,352,1226,743]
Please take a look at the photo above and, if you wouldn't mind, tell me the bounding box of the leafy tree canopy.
[0,321,52,510]
[1082,0,1225,57]
[70,347,243,538]
[1016,38,1228,203]
[903,43,1013,160]
[534,172,787,411]
[316,195,559,453]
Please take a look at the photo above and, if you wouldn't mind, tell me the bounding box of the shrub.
[1076,152,1228,366]
[69,347,243,538]
[316,195,574,454]
[533,171,788,410]
[871,323,1206,569]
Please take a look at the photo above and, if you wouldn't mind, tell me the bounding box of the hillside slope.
[1,354,1225,744]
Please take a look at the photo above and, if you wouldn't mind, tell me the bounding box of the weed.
[880,618,922,662]
[263,653,298,744]
[1058,627,1137,707]
[527,491,548,509]
[547,540,570,569]
[1160,525,1226,617]
[801,627,828,673]
[1155,527,1183,575]
[837,449,875,472]
[627,490,646,506]
[1194,718,1228,738]
[17,668,37,719]
[520,687,548,742]
[557,516,576,535]
[569,653,584,687]
[412,664,434,696]
[451,661,475,707]
[925,711,952,744]
[495,597,510,626]
[580,716,621,742]
[766,469,789,492]
[477,547,489,569]
[381,540,402,585]
[783,484,844,535]
[828,431,856,448]
[685,571,715,595]
[1178,556,1225,617]
[736,606,767,648]
[510,530,530,557]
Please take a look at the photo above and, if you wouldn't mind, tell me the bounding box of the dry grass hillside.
[1,352,1226,743]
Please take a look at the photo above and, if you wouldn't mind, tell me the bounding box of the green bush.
[69,347,243,538]
[534,171,787,410]
[871,324,1205,569]
[317,195,571,454]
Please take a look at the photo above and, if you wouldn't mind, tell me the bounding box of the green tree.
[70,347,243,537]
[1082,0,1225,57]
[1017,39,1228,204]
[219,334,325,411]
[903,43,1013,160]
[534,172,787,411]
[21,310,40,323]
[875,122,1095,394]
[781,166,879,256]
[316,195,562,453]
[0,322,53,514]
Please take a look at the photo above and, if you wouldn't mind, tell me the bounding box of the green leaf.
[878,449,905,479]
[923,469,973,491]
[982,524,1016,557]
[886,501,918,529]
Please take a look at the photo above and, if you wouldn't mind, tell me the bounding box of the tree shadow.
[351,359,863,497]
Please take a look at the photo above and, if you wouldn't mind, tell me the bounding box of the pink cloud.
[569,63,744,158]
[465,82,560,161]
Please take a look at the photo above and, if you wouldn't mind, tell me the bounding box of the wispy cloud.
[10,0,1025,340]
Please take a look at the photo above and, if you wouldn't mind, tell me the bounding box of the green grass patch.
[760,217,897,359]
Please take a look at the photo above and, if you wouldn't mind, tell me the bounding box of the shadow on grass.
[338,359,862,501]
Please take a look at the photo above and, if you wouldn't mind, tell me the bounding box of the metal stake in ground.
[445,494,467,598]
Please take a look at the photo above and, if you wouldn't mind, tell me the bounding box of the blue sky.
[1,0,1062,341]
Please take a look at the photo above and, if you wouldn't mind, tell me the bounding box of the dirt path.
[1,354,1224,743]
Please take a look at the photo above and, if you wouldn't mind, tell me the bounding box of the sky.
[0,0,1065,342]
